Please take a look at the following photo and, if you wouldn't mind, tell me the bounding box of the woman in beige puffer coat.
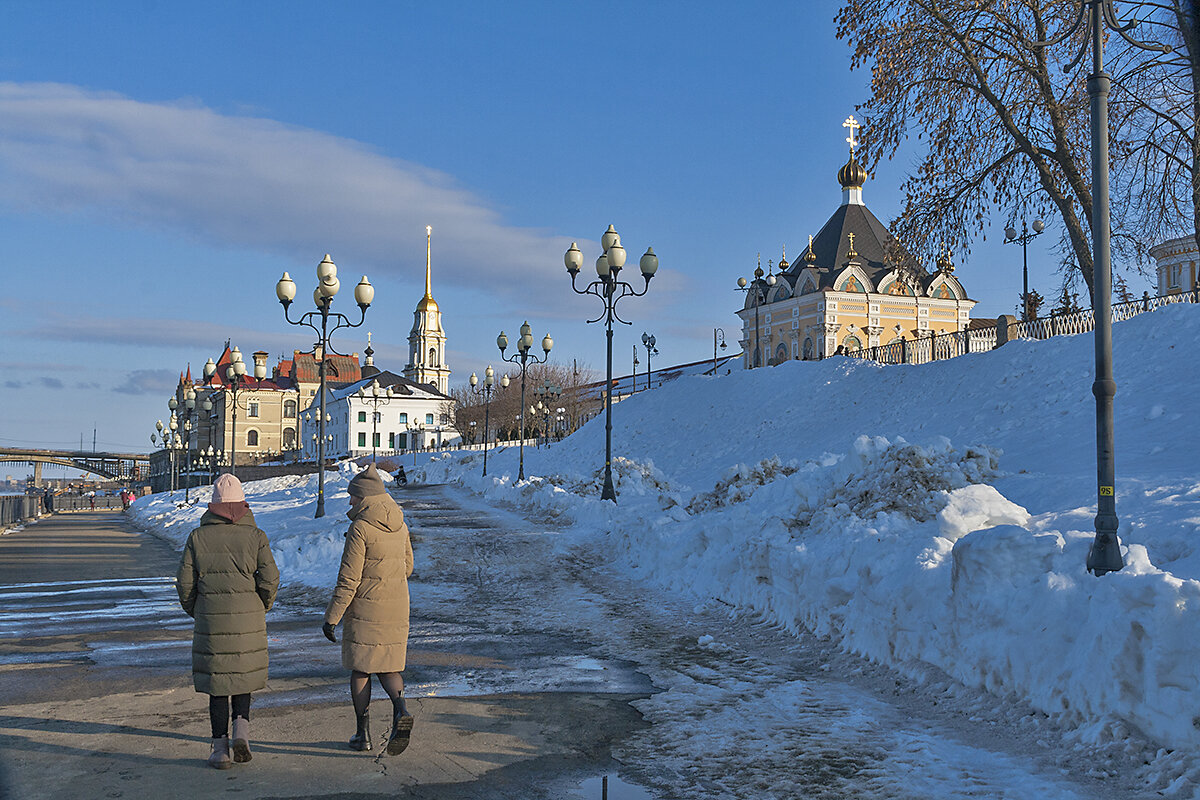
[323,464,414,755]
[177,473,279,770]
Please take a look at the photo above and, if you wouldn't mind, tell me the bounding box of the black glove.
[322,622,337,643]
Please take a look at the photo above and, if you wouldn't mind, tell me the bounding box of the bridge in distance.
[0,448,150,485]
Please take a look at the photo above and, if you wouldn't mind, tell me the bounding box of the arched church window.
[803,337,814,360]
[247,429,259,447]
[428,348,437,366]
[282,428,296,449]
[284,400,297,418]
[774,343,788,364]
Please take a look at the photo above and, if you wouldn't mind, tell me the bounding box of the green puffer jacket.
[176,506,280,695]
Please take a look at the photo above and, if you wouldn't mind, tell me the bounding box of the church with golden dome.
[404,225,451,393]
[736,116,976,366]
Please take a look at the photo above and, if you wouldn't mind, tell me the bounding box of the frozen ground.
[131,303,1200,797]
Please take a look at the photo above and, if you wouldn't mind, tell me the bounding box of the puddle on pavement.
[575,774,655,800]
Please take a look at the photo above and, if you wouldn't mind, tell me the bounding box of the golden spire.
[417,224,439,312]
[778,244,789,271]
[804,234,817,263]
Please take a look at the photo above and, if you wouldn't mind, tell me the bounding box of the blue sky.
[0,1,1134,458]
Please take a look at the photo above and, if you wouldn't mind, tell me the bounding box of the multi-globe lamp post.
[1004,218,1046,322]
[1033,0,1169,576]
[737,258,775,368]
[468,365,504,477]
[356,379,395,463]
[275,255,374,518]
[564,226,658,501]
[204,347,264,479]
[641,333,657,389]
[498,323,552,482]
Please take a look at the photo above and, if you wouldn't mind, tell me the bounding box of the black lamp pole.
[563,226,658,502]
[1004,219,1046,321]
[737,256,775,367]
[275,255,373,519]
[1035,0,1169,576]
[498,323,553,482]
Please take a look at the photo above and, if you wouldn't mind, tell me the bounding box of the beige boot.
[231,718,252,763]
[208,736,233,769]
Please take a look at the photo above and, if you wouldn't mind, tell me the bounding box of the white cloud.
[0,82,575,298]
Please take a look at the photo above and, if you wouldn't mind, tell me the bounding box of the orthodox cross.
[847,232,857,257]
[843,115,860,154]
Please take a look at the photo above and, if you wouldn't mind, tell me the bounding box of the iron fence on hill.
[844,288,1199,366]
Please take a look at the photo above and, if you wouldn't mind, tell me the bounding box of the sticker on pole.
[1099,486,1114,496]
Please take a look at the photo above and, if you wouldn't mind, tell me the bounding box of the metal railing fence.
[844,287,1198,366]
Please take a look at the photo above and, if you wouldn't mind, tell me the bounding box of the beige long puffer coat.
[323,493,414,673]
[176,507,280,695]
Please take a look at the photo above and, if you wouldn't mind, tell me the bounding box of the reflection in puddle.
[577,774,655,800]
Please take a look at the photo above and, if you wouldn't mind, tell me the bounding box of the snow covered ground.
[131,303,1200,796]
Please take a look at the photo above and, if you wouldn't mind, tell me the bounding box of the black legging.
[209,693,252,738]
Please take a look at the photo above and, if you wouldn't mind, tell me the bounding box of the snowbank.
[415,304,1200,753]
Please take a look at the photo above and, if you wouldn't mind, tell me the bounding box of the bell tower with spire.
[404,225,451,394]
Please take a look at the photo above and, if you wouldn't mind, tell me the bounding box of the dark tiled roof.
[783,202,895,290]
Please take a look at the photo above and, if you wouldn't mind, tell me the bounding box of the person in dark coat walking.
[176,474,280,769]
[323,464,415,755]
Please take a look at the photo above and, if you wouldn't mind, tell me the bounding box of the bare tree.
[836,0,1194,300]
[1110,0,1199,265]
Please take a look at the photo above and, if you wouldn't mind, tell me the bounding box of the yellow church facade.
[737,118,976,366]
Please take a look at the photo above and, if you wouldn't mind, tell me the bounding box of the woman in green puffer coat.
[176,473,279,770]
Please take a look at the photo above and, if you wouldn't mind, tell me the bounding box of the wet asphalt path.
[0,496,651,799]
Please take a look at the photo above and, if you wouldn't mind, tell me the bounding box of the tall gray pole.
[1085,1,1121,575]
[316,306,329,519]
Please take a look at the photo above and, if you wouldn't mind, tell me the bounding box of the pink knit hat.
[211,474,245,503]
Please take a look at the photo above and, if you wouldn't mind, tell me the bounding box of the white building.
[301,370,458,461]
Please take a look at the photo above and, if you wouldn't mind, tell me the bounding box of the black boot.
[386,699,413,756]
[348,711,371,751]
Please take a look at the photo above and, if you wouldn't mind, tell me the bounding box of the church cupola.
[839,115,866,206]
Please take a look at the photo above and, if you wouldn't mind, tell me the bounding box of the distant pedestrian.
[87,491,95,511]
[396,465,407,486]
[176,474,279,770]
[323,464,414,754]
[42,487,52,513]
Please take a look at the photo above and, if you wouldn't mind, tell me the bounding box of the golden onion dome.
[838,153,867,189]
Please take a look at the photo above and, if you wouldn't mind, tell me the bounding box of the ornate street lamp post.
[713,327,727,375]
[356,379,394,463]
[1035,1,1169,576]
[468,366,501,477]
[564,226,658,501]
[498,322,553,481]
[206,347,264,479]
[641,333,657,389]
[275,255,373,518]
[1004,219,1046,321]
[737,257,775,368]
